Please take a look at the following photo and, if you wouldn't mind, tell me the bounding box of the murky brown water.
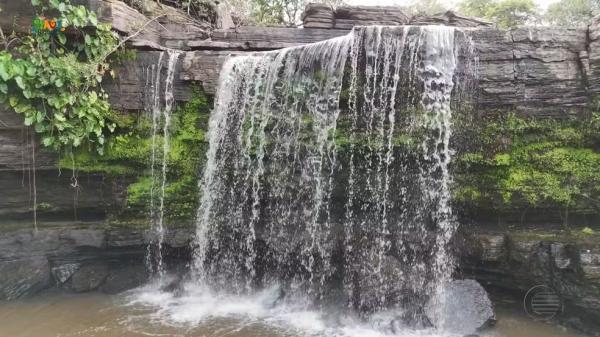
[0,291,589,337]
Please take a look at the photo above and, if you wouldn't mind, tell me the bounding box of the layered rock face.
[98,2,596,118]
[101,25,595,119]
[302,4,492,29]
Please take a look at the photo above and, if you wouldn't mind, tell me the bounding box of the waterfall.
[145,49,181,279]
[192,25,474,321]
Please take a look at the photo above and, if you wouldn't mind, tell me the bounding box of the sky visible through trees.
[232,0,599,27]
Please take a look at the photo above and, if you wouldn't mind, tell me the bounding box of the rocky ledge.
[0,224,193,299]
[460,227,600,336]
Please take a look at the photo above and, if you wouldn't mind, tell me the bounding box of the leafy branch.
[0,0,121,155]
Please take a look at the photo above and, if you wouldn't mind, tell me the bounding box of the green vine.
[0,0,120,154]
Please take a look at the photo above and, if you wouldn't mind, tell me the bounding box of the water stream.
[145,49,181,279]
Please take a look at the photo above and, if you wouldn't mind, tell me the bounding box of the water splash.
[192,25,474,325]
[145,49,182,279]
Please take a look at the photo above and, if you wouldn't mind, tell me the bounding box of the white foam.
[124,282,468,337]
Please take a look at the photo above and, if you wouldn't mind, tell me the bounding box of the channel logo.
[523,284,562,320]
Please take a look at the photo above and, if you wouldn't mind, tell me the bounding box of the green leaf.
[36,111,45,123]
[34,123,45,133]
[89,91,97,103]
[26,65,36,76]
[11,62,24,76]
[24,115,34,126]
[15,76,25,89]
[55,78,63,87]
[42,137,54,147]
[84,34,91,45]
[0,83,7,94]
[57,33,67,45]
[0,63,10,81]
[9,96,18,108]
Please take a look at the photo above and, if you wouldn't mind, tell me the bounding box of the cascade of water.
[343,26,463,316]
[145,50,181,279]
[193,35,352,293]
[192,25,474,321]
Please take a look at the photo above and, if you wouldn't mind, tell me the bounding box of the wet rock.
[425,279,495,335]
[70,262,109,292]
[161,275,186,297]
[61,229,105,248]
[551,243,572,269]
[100,264,147,294]
[107,229,145,247]
[398,308,433,330]
[350,255,405,312]
[0,257,50,300]
[51,263,81,284]
[164,228,195,248]
[580,250,600,282]
[480,234,506,262]
[302,3,335,29]
[411,11,493,27]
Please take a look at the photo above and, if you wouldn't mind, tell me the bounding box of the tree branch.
[98,14,166,64]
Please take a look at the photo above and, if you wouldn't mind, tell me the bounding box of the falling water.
[192,25,474,325]
[145,49,181,279]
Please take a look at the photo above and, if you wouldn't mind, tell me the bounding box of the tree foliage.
[0,0,120,154]
[458,0,538,28]
[458,0,495,17]
[232,0,347,27]
[408,0,449,15]
[545,0,599,27]
[243,0,306,26]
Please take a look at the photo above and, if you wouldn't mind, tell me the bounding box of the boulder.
[70,261,109,292]
[51,263,81,284]
[0,257,50,300]
[425,279,495,334]
[100,264,147,294]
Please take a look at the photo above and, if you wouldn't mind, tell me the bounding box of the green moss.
[125,88,210,221]
[453,112,600,220]
[581,227,595,235]
[62,87,211,223]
